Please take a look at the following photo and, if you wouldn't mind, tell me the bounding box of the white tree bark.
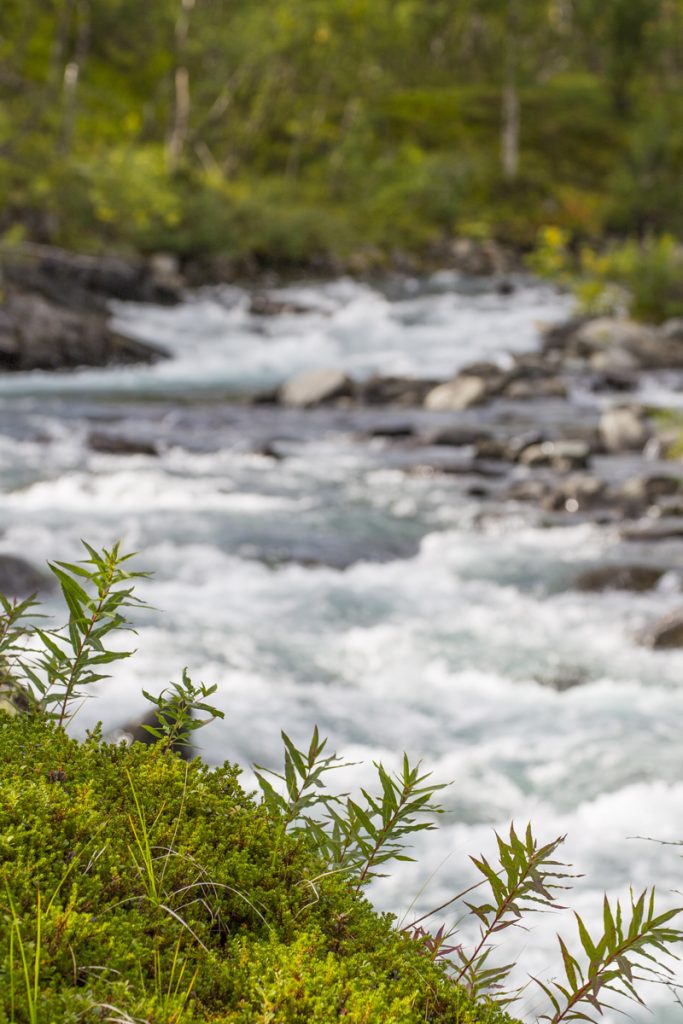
[501,0,520,182]
[168,0,196,171]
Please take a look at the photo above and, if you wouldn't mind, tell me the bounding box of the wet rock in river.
[616,475,681,507]
[248,293,314,317]
[425,425,493,447]
[0,292,169,372]
[540,315,593,351]
[0,555,53,596]
[279,367,353,407]
[503,478,551,503]
[534,665,591,691]
[621,519,683,542]
[368,423,416,439]
[357,375,437,406]
[572,318,655,357]
[599,407,650,453]
[660,318,683,342]
[424,374,497,411]
[588,370,638,393]
[541,473,606,512]
[88,432,159,456]
[474,437,517,460]
[650,495,683,518]
[503,377,567,400]
[518,440,591,472]
[588,346,640,373]
[642,610,683,649]
[574,564,666,592]
[477,430,546,462]
[510,351,563,377]
[563,316,683,370]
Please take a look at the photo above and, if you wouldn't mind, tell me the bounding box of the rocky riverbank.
[2,263,683,648]
[241,307,683,647]
[0,239,520,372]
[0,245,179,371]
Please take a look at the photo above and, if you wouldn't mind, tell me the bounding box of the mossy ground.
[0,715,517,1024]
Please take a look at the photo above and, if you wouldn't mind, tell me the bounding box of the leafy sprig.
[454,825,572,999]
[254,726,347,826]
[0,542,148,724]
[255,729,447,887]
[142,670,225,753]
[534,888,682,1023]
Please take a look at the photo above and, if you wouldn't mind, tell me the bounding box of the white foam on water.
[0,276,680,1022]
[0,276,571,396]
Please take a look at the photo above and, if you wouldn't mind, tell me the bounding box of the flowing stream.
[2,273,683,1020]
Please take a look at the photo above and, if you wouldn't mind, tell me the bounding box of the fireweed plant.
[0,542,680,1023]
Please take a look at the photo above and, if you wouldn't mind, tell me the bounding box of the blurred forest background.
[1,0,682,272]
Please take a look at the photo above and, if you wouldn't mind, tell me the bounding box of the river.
[1,272,682,1020]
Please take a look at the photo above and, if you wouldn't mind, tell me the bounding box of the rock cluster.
[0,292,168,371]
[0,246,175,372]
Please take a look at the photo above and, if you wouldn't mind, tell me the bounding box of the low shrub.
[0,544,681,1023]
[529,229,683,323]
[0,715,509,1023]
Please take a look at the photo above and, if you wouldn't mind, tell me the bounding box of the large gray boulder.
[0,555,53,596]
[279,367,353,407]
[574,318,653,353]
[599,407,650,452]
[572,317,683,370]
[3,246,183,310]
[0,292,168,372]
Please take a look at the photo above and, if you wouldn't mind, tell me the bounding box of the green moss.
[650,409,683,460]
[0,715,517,1024]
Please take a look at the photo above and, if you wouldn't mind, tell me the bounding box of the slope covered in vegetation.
[0,714,518,1024]
[1,1,683,266]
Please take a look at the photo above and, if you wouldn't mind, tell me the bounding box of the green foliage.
[142,669,225,754]
[0,541,147,726]
[650,409,683,460]
[256,727,446,886]
[0,715,515,1024]
[453,826,572,1000]
[535,889,681,1022]
[529,230,683,323]
[1,1,683,261]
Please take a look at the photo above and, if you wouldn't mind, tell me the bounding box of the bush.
[0,715,515,1024]
[528,229,683,323]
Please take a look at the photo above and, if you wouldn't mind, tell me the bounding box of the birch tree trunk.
[168,0,195,172]
[501,0,520,182]
[60,0,89,154]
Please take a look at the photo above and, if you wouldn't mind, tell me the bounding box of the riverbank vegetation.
[1,1,683,272]
[530,230,683,324]
[1,544,682,1022]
